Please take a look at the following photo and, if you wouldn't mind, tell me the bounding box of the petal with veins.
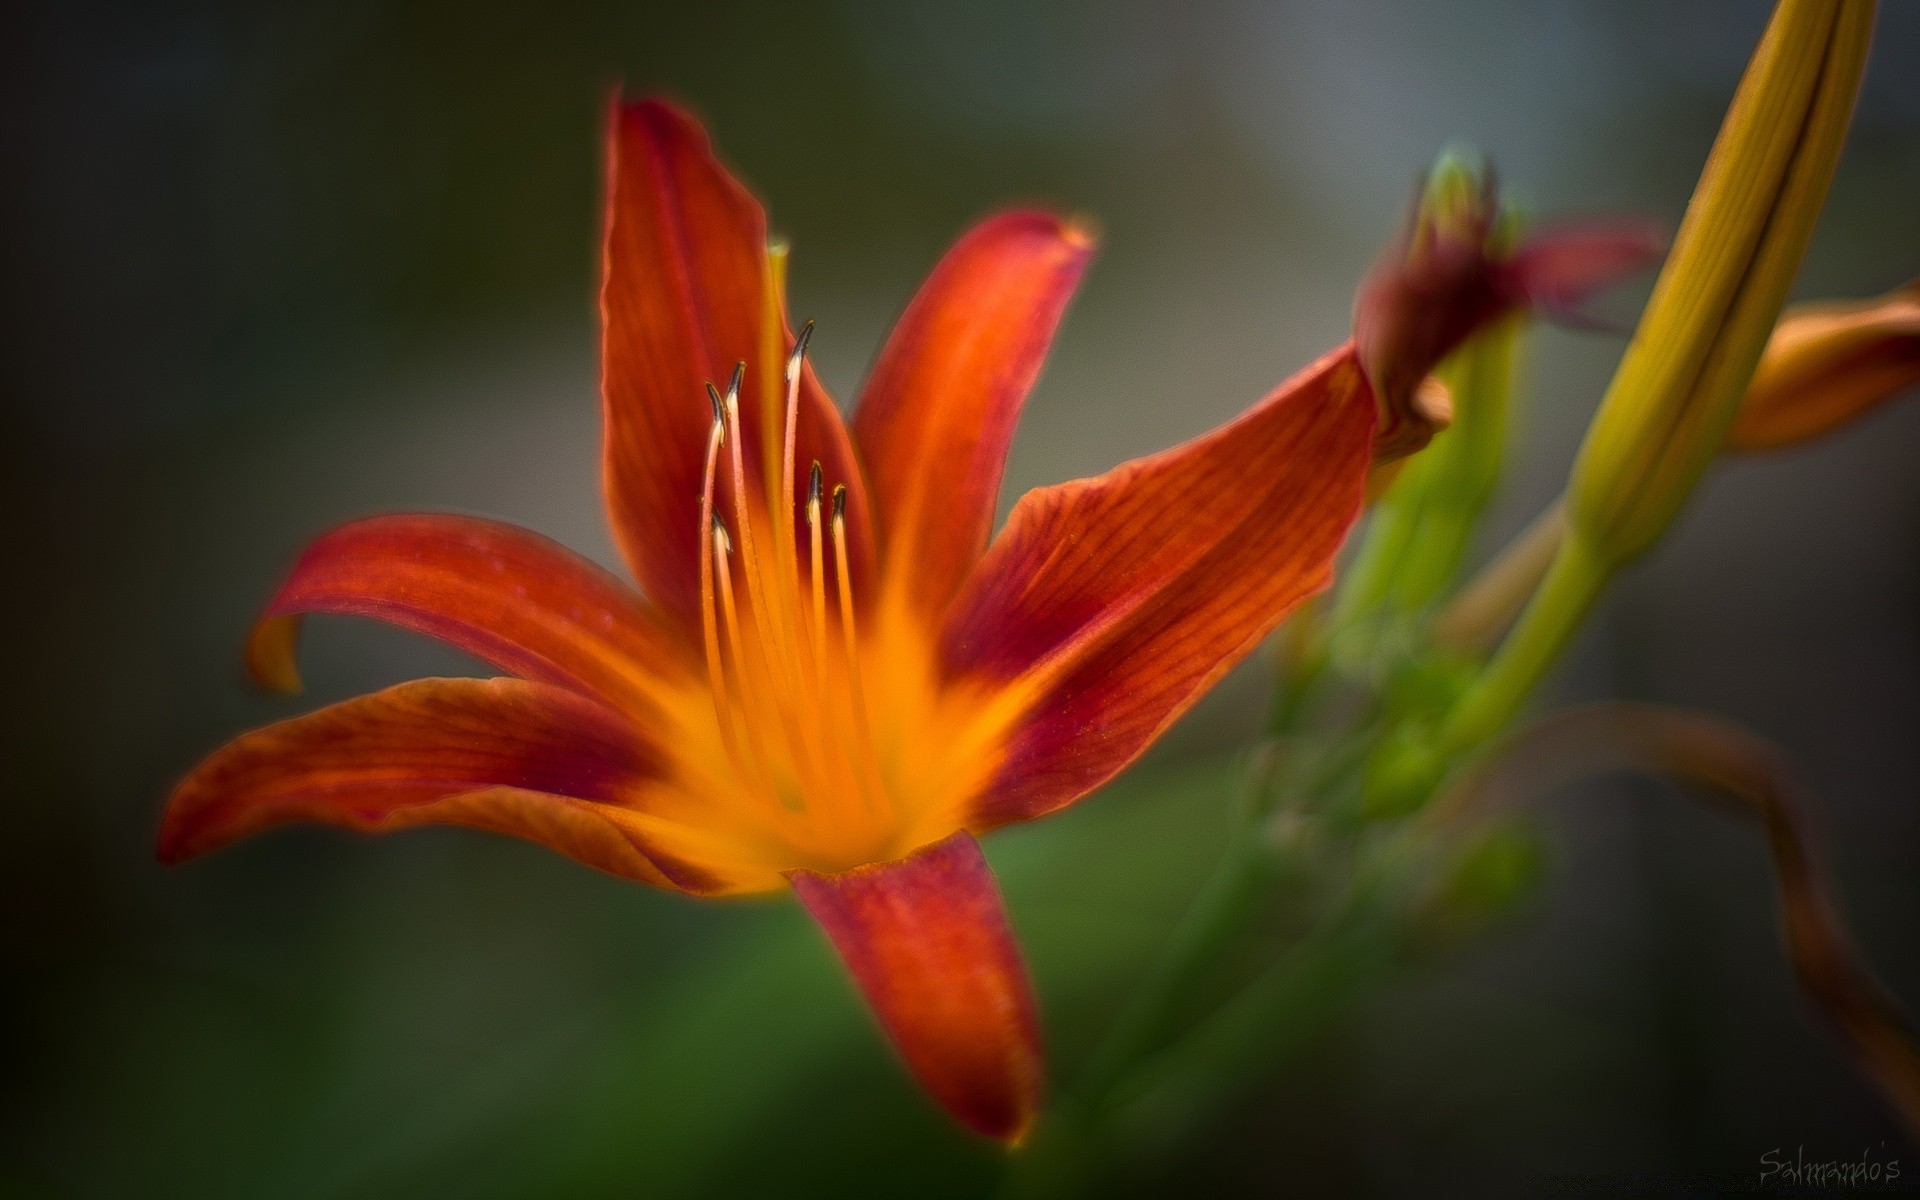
[789,830,1042,1143]
[853,211,1095,625]
[159,677,718,891]
[945,345,1375,825]
[246,513,690,719]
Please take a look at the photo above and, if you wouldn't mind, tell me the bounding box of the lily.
[161,97,1642,1142]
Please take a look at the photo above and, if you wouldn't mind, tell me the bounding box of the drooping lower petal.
[944,345,1376,826]
[788,830,1042,1143]
[159,677,715,891]
[245,514,690,717]
[851,211,1095,625]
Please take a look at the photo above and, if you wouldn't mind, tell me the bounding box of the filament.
[832,487,889,824]
[696,408,756,784]
[807,461,828,678]
[712,514,787,804]
[722,364,798,700]
[690,327,899,853]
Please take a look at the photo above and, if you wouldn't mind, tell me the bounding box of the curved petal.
[1726,278,1920,451]
[159,677,719,892]
[944,345,1375,826]
[244,514,690,718]
[600,97,871,635]
[852,211,1095,625]
[788,831,1042,1143]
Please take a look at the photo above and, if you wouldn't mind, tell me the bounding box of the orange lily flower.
[159,98,1642,1142]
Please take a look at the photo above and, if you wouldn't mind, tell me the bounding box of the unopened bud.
[1434,0,1878,771]
[1567,0,1875,569]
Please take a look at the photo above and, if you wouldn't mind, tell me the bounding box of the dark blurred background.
[4,1,1918,1195]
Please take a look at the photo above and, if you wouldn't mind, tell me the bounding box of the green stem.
[1266,648,1327,736]
[1442,532,1609,753]
[1071,832,1277,1109]
[1100,920,1394,1155]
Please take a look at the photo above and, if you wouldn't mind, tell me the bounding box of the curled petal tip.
[244,614,305,694]
[156,677,688,887]
[154,816,193,865]
[1062,211,1102,251]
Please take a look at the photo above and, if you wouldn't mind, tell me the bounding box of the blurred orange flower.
[161,97,1388,1141]
[1726,277,1920,451]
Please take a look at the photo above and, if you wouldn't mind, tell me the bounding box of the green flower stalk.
[1328,149,1651,682]
[1442,0,1876,754]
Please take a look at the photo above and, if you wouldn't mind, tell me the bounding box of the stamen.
[722,361,786,686]
[780,319,815,534]
[708,513,768,787]
[724,362,829,808]
[696,403,751,781]
[778,321,817,679]
[788,320,816,378]
[713,512,786,793]
[831,486,888,821]
[807,460,827,676]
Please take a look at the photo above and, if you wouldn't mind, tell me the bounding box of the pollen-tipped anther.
[788,319,816,384]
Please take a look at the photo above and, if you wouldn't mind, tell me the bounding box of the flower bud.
[1566,0,1875,569]
[1425,0,1879,788]
[1725,278,1920,451]
[1438,275,1917,655]
[1353,153,1660,462]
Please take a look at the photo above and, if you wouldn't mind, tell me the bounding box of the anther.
[706,381,725,430]
[726,361,746,407]
[808,461,823,509]
[831,483,847,522]
[712,513,732,555]
[786,319,815,384]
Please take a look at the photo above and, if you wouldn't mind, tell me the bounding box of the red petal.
[944,344,1375,825]
[1353,217,1661,461]
[788,831,1042,1143]
[159,677,716,891]
[244,514,689,718]
[600,97,872,634]
[852,211,1095,624]
[1500,222,1667,317]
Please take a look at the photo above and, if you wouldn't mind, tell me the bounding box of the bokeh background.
[5,1,1919,1195]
